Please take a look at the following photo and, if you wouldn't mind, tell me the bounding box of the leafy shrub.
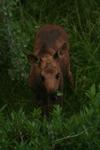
[0,0,100,149]
[0,84,100,149]
[1,0,100,82]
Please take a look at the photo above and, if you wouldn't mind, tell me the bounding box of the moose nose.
[47,88,57,95]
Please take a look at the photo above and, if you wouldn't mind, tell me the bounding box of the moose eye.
[34,57,40,64]
[41,75,45,81]
[56,73,60,80]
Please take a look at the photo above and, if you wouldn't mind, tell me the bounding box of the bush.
[1,0,100,82]
[0,0,100,149]
[0,84,100,149]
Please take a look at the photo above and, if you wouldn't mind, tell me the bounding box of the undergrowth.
[0,84,100,150]
[0,0,100,149]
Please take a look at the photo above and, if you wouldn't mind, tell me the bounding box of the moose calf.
[28,24,73,114]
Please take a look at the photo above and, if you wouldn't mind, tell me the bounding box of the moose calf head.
[28,52,62,95]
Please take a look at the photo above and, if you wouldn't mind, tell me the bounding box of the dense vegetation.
[0,0,100,149]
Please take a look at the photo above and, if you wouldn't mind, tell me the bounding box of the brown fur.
[27,24,74,114]
[28,54,63,93]
[28,54,63,115]
[34,24,73,87]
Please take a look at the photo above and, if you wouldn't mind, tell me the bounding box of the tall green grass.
[0,0,100,149]
[0,84,100,149]
[1,0,100,109]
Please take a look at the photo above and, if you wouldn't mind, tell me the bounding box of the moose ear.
[59,42,67,55]
[60,42,67,51]
[27,54,39,64]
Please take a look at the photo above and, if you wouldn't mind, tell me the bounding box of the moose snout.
[46,83,58,95]
[47,88,57,94]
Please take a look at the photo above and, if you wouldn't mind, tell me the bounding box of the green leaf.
[56,92,63,97]
[86,83,96,100]
[90,84,96,97]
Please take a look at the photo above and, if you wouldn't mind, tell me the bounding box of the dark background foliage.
[0,0,100,149]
